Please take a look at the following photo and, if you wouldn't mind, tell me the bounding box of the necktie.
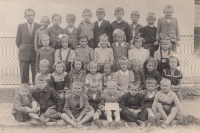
[29,24,32,36]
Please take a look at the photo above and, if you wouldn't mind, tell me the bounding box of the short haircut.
[147,12,156,19]
[163,5,174,13]
[133,34,145,44]
[39,59,50,67]
[113,29,126,42]
[60,34,70,43]
[78,34,89,41]
[160,39,172,48]
[131,11,140,17]
[87,61,99,72]
[35,75,48,83]
[99,34,109,43]
[160,78,171,85]
[128,83,139,90]
[103,60,114,73]
[51,13,62,20]
[72,81,84,89]
[143,57,157,71]
[145,78,157,86]
[20,83,30,90]
[82,8,92,17]
[107,81,117,88]
[96,8,105,14]
[39,34,50,44]
[114,7,124,14]
[41,16,50,23]
[53,61,66,72]
[167,55,180,66]
[72,57,84,70]
[24,8,35,16]
[66,14,76,22]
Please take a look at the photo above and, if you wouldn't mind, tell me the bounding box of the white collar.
[148,91,155,95]
[67,26,74,29]
[27,22,34,27]
[116,42,125,47]
[120,70,128,76]
[148,24,155,27]
[116,20,123,24]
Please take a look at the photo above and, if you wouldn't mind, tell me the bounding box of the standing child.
[128,35,150,68]
[162,55,182,102]
[94,34,114,73]
[141,12,158,57]
[113,56,134,97]
[99,81,123,130]
[68,57,87,87]
[78,9,95,49]
[47,14,63,50]
[61,81,94,130]
[63,14,79,50]
[34,16,50,52]
[55,34,76,73]
[154,39,175,74]
[75,34,94,71]
[111,29,130,71]
[120,83,147,127]
[152,78,182,129]
[156,5,180,52]
[36,34,55,73]
[94,8,111,47]
[111,7,131,44]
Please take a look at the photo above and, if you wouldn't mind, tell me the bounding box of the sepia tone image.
[0,0,200,133]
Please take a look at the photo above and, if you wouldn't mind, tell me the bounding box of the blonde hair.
[87,61,99,72]
[163,5,174,13]
[82,8,92,17]
[40,16,50,23]
[39,34,50,45]
[160,78,171,85]
[39,59,50,67]
[131,59,141,70]
[53,61,66,72]
[160,39,172,49]
[117,56,130,69]
[113,29,126,42]
[60,34,70,43]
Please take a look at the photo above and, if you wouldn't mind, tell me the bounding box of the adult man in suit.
[94,8,111,47]
[16,8,41,84]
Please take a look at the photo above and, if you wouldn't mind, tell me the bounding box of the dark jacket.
[141,90,157,108]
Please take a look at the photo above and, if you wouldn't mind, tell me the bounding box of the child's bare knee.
[156,103,162,108]
[171,107,178,113]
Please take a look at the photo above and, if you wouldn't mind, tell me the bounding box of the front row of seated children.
[13,76,181,130]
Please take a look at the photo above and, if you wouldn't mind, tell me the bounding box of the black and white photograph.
[0,0,200,133]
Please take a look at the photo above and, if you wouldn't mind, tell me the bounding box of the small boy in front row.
[61,81,94,130]
[152,78,182,129]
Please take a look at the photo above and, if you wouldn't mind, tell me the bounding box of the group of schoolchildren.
[12,5,183,130]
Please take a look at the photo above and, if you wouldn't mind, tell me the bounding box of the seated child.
[75,34,94,71]
[162,55,182,102]
[68,57,87,87]
[85,61,103,91]
[49,61,70,94]
[120,83,147,127]
[34,16,50,52]
[94,34,114,73]
[141,78,161,126]
[12,83,40,123]
[32,75,63,122]
[61,81,94,130]
[113,56,134,97]
[99,81,123,130]
[85,80,104,129]
[152,78,182,129]
[55,34,76,73]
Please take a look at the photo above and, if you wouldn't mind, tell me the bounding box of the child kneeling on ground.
[152,78,182,129]
[61,81,94,130]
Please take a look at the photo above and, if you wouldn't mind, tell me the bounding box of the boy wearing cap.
[94,8,111,47]
[141,12,158,57]
[63,14,79,50]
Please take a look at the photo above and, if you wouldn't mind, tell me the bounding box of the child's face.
[39,64,49,74]
[146,17,156,25]
[164,9,173,19]
[160,82,171,94]
[90,84,99,92]
[133,64,140,72]
[104,65,111,75]
[90,66,98,74]
[41,20,50,28]
[116,34,124,44]
[146,83,156,91]
[82,13,92,23]
[52,16,61,26]
[162,42,170,50]
[61,39,69,49]
[120,62,128,71]
[169,58,178,69]
[96,12,105,21]
[131,15,140,23]
[41,37,50,47]
[129,85,138,96]
[72,84,82,96]
[79,38,88,48]
[36,80,47,90]
[67,21,75,28]
[74,61,82,71]
[146,62,155,72]
[115,11,124,21]
[107,86,116,95]
[135,40,142,49]
[19,88,29,98]
[100,37,108,48]
[55,64,64,74]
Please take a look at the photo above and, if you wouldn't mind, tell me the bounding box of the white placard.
[105,103,119,111]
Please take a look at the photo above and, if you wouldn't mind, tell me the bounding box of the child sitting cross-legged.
[152,78,182,129]
[61,81,94,130]
[120,83,147,127]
